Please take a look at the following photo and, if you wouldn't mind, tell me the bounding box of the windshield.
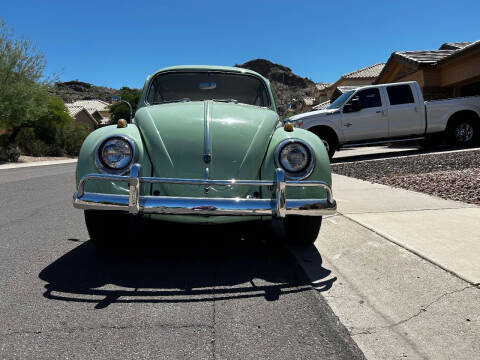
[146,72,270,107]
[327,91,354,109]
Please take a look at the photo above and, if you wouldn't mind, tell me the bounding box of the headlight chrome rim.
[275,138,315,180]
[95,135,136,174]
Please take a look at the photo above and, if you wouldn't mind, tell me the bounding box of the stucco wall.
[75,112,96,131]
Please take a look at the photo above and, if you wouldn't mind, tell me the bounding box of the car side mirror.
[112,96,133,122]
[343,98,362,113]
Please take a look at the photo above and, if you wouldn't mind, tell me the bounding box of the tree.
[0,19,50,144]
[109,87,141,122]
[35,96,72,145]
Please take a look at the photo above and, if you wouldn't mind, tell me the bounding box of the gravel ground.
[332,149,480,205]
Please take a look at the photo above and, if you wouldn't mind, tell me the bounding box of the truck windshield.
[146,72,270,107]
[327,91,354,109]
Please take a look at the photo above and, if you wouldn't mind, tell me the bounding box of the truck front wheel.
[315,133,336,159]
[309,127,337,159]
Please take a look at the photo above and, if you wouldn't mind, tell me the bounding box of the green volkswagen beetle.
[73,65,336,247]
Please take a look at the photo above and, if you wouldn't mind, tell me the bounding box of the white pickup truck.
[289,81,480,158]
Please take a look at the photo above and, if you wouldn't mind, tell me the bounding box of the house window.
[387,84,414,105]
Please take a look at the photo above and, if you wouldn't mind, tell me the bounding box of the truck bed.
[425,96,480,134]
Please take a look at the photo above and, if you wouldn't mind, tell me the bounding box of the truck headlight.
[275,139,315,179]
[96,136,135,173]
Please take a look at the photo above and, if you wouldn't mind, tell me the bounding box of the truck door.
[341,88,388,142]
[384,84,424,137]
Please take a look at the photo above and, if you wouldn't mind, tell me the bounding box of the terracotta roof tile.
[437,40,480,64]
[65,105,85,117]
[315,83,331,90]
[439,42,474,50]
[72,100,110,113]
[394,50,456,64]
[342,63,385,79]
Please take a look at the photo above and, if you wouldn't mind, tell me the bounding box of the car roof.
[149,65,268,82]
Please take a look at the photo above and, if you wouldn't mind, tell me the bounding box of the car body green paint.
[75,65,332,224]
[135,101,279,199]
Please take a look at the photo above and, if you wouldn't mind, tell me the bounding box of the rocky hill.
[50,81,119,103]
[52,59,317,114]
[235,59,316,115]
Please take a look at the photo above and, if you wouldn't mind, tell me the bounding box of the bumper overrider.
[73,164,337,218]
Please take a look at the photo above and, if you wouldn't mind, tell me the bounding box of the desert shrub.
[15,127,53,156]
[0,144,21,162]
[14,121,90,157]
[6,144,21,162]
[56,122,90,156]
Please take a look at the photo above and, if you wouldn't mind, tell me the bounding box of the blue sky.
[2,0,479,89]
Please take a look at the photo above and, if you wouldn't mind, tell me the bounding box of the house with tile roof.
[315,63,385,103]
[71,100,111,123]
[313,82,331,104]
[65,100,112,130]
[66,105,98,130]
[376,41,480,100]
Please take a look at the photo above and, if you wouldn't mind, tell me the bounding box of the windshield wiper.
[212,98,238,104]
[151,98,190,104]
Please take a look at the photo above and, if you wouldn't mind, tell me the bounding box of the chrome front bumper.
[73,164,336,218]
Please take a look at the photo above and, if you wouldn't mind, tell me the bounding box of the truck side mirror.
[343,97,362,113]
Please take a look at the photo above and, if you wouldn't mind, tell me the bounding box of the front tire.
[84,210,129,249]
[319,134,336,159]
[283,216,322,245]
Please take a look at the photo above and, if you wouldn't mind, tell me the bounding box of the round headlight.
[99,137,133,170]
[276,140,314,179]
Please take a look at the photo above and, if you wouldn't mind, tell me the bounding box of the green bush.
[0,144,21,162]
[14,121,90,158]
[6,93,91,158]
[15,123,90,157]
[56,122,90,156]
[15,127,54,156]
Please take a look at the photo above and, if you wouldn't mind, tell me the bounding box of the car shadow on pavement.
[39,220,335,309]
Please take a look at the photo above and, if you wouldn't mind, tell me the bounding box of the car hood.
[289,108,338,121]
[135,101,279,197]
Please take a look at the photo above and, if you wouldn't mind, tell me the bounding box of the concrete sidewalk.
[0,158,77,170]
[332,174,480,285]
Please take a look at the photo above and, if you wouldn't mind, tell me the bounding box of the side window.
[354,88,382,109]
[387,85,414,105]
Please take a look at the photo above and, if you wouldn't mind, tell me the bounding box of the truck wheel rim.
[455,123,474,142]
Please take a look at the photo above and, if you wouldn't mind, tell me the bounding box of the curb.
[0,159,77,170]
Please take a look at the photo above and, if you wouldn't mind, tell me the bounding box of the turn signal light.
[284,122,294,132]
[117,119,128,128]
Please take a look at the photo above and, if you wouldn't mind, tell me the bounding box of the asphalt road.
[0,163,365,359]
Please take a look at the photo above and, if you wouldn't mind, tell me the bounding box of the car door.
[384,83,425,137]
[340,88,388,142]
